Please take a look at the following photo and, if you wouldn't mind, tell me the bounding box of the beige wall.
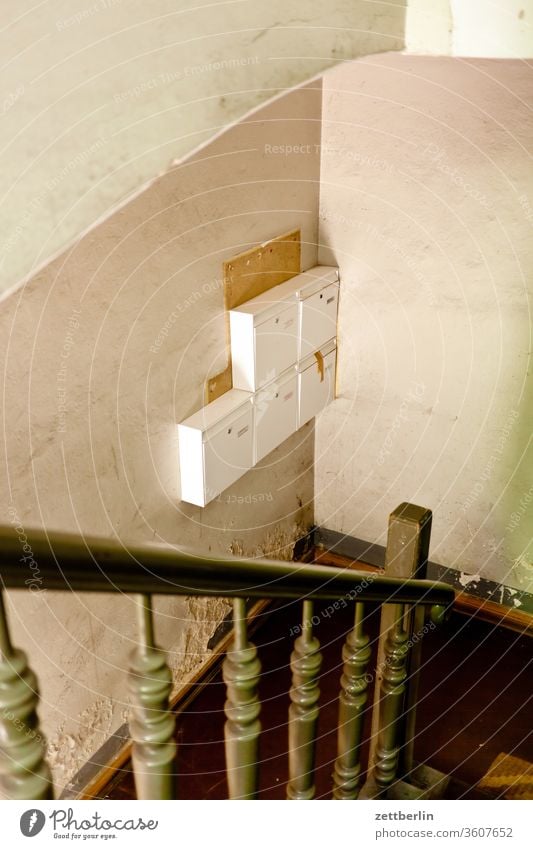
[0,0,406,298]
[2,3,532,792]
[315,54,532,596]
[0,81,321,792]
[3,1,531,303]
[451,0,533,57]
[406,0,533,56]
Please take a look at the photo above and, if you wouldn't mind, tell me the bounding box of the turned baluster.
[223,598,261,799]
[287,600,322,800]
[129,594,177,800]
[0,590,53,799]
[373,604,409,792]
[332,602,371,799]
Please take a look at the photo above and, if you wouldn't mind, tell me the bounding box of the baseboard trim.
[314,527,533,634]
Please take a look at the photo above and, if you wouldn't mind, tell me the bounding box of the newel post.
[368,503,432,776]
[361,503,451,800]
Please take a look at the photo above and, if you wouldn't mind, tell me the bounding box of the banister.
[0,525,455,608]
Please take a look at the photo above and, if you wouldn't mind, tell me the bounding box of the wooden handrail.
[0,508,456,801]
[0,525,454,609]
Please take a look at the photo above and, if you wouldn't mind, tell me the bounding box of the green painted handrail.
[0,506,456,802]
[0,526,454,610]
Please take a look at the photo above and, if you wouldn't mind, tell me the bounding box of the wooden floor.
[100,600,533,800]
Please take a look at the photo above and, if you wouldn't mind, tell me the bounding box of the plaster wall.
[451,0,533,58]
[315,55,532,595]
[406,0,533,57]
[4,1,531,303]
[0,81,321,792]
[0,0,406,297]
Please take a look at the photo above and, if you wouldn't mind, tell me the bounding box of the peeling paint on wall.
[169,597,232,683]
[458,572,482,588]
[230,521,309,562]
[511,555,533,592]
[47,698,114,790]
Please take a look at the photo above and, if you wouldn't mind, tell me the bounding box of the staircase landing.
[99,601,532,800]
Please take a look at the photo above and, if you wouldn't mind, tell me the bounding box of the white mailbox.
[178,389,253,507]
[229,266,339,391]
[299,279,339,360]
[230,297,298,392]
[298,340,337,427]
[254,367,298,463]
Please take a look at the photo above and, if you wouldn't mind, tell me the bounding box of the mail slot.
[230,297,298,392]
[298,341,337,427]
[254,367,298,463]
[178,389,253,506]
[230,265,339,390]
[299,282,339,360]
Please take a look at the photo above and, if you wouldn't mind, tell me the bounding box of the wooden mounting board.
[205,229,301,403]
